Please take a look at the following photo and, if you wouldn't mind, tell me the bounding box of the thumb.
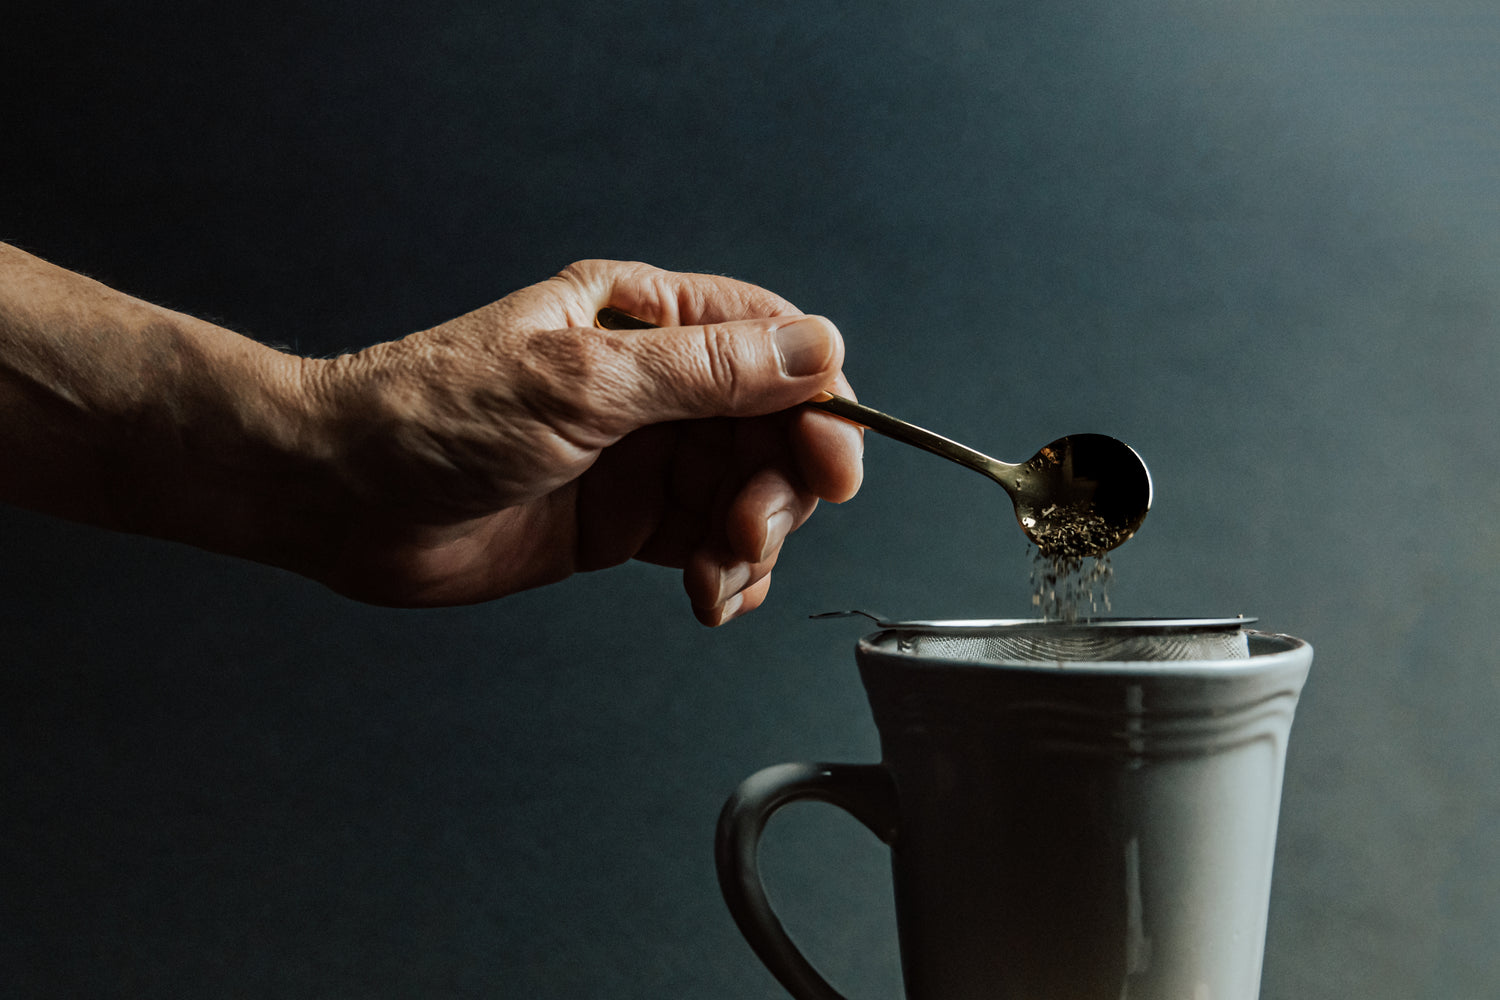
[605,314,844,425]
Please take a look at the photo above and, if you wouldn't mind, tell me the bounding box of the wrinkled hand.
[308,260,862,623]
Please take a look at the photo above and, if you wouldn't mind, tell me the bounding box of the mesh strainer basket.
[818,612,1253,663]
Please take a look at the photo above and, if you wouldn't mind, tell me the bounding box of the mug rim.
[856,625,1311,676]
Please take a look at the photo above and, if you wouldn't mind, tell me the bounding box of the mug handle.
[715,762,899,1000]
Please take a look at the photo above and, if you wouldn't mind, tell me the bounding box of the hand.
[304,260,863,623]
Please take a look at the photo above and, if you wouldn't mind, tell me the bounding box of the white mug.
[717,621,1312,1000]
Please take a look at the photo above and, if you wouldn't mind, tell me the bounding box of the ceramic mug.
[716,622,1312,1000]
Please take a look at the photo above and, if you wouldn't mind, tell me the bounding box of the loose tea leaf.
[1030,546,1113,623]
[1024,506,1121,622]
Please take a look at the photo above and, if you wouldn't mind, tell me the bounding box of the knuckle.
[556,259,608,284]
[697,322,743,407]
[517,327,634,434]
[557,258,659,293]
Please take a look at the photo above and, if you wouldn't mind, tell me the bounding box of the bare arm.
[0,244,862,623]
[0,241,333,568]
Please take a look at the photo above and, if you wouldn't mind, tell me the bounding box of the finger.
[613,314,846,431]
[723,572,774,626]
[724,466,818,565]
[628,417,741,572]
[686,550,747,625]
[629,416,755,572]
[690,556,777,627]
[738,570,774,614]
[516,315,847,444]
[683,418,821,611]
[790,368,864,503]
[684,521,783,615]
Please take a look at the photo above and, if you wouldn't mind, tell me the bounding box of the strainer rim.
[816,611,1254,634]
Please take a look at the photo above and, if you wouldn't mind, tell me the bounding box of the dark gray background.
[3,1,1497,997]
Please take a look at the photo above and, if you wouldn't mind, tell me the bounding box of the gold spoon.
[595,307,1152,556]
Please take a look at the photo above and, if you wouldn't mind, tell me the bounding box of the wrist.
[109,315,353,577]
[0,242,357,581]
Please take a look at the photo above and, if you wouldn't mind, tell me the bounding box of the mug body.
[855,628,1311,1000]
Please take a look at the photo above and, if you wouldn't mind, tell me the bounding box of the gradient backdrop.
[3,2,1498,997]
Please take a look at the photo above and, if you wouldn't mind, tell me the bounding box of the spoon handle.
[594,307,1012,482]
[806,394,1012,479]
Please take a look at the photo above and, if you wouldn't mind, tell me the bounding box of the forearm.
[0,242,338,571]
